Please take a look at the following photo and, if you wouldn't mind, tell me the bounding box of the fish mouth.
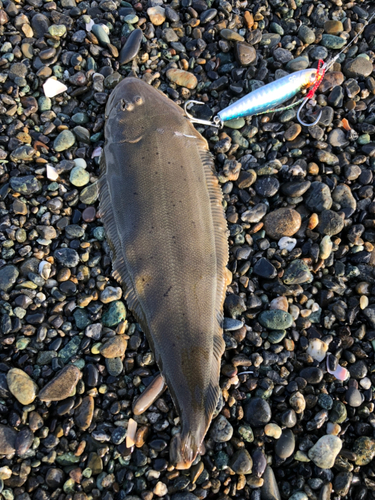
[113,135,143,144]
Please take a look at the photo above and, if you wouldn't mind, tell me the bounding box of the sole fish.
[99,77,228,468]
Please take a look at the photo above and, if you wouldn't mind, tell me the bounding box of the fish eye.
[120,99,134,111]
[309,73,316,83]
[134,95,143,105]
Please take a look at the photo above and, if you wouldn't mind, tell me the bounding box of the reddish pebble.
[82,206,96,222]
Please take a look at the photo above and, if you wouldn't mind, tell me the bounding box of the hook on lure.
[185,9,375,128]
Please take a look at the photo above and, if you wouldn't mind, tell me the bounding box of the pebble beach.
[0,0,375,499]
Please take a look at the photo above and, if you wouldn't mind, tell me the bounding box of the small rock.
[39,365,82,402]
[54,130,76,152]
[258,310,293,330]
[308,435,342,469]
[275,429,295,459]
[353,437,375,465]
[7,368,38,405]
[317,210,344,236]
[147,6,166,25]
[75,395,94,430]
[306,338,328,362]
[244,397,271,427]
[0,425,17,454]
[230,449,253,474]
[99,335,128,358]
[264,208,301,239]
[166,69,198,89]
[210,415,233,442]
[261,466,281,500]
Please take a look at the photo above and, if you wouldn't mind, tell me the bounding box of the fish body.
[218,68,317,122]
[99,77,228,467]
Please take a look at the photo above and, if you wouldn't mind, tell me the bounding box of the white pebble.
[46,164,59,181]
[43,77,67,98]
[306,338,328,362]
[126,418,137,448]
[86,19,95,31]
[278,237,297,252]
[360,377,371,390]
[92,146,103,158]
[74,158,87,169]
[39,260,52,280]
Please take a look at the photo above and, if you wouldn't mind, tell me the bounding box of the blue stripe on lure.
[217,69,317,123]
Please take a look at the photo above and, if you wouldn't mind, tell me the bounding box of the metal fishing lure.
[185,11,375,129]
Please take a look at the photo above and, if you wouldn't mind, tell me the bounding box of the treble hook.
[297,97,322,127]
[184,100,222,128]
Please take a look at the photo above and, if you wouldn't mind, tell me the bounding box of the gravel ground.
[1,0,375,500]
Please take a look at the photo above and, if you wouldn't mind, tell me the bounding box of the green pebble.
[48,25,67,37]
[93,226,105,240]
[54,130,76,152]
[2,490,14,500]
[225,117,245,129]
[16,337,30,350]
[268,330,287,344]
[258,310,293,330]
[37,351,57,365]
[63,479,76,493]
[238,424,254,442]
[330,400,347,424]
[80,182,98,205]
[58,335,82,363]
[38,96,51,111]
[321,34,346,49]
[105,357,123,376]
[91,24,110,45]
[102,301,126,327]
[56,452,81,466]
[124,14,139,23]
[73,308,91,329]
[358,134,370,145]
[70,166,90,187]
[283,260,313,285]
[72,112,89,125]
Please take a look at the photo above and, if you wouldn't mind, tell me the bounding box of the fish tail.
[170,425,205,470]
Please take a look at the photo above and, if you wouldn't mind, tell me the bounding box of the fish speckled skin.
[99,77,228,468]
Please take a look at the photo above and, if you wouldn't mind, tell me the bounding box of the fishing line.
[323,10,375,72]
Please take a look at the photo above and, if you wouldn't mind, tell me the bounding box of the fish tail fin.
[170,382,221,469]
[170,425,205,470]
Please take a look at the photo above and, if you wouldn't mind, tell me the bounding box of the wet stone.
[258,310,293,330]
[305,182,333,212]
[10,176,42,195]
[166,69,198,89]
[254,176,279,197]
[264,208,301,239]
[230,449,253,474]
[283,260,313,285]
[346,387,363,408]
[300,367,324,384]
[102,301,126,327]
[308,435,342,469]
[0,265,19,292]
[344,57,373,78]
[330,400,347,424]
[105,357,123,376]
[244,397,271,427]
[75,395,94,430]
[7,368,38,406]
[235,42,256,66]
[54,248,80,268]
[0,425,17,454]
[275,429,295,459]
[210,415,233,442]
[54,130,76,152]
[254,258,277,279]
[38,365,82,402]
[147,6,166,25]
[15,428,34,456]
[317,210,344,236]
[46,468,64,489]
[120,28,143,65]
[261,466,281,500]
[99,335,128,358]
[353,437,375,465]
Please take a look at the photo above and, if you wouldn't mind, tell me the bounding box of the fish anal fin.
[98,150,147,327]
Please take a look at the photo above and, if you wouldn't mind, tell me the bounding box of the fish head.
[105,77,181,143]
[105,77,151,143]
